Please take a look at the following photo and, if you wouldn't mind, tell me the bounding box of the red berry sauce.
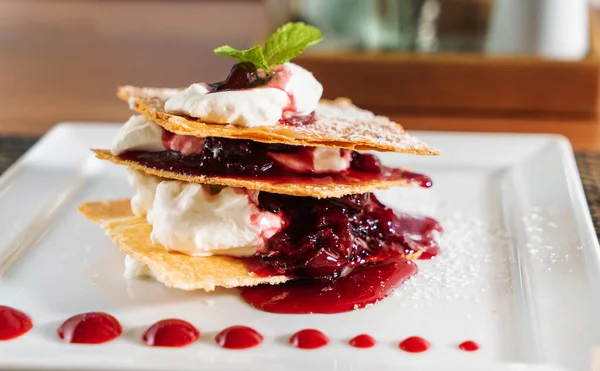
[251,192,441,279]
[458,340,479,352]
[118,138,431,189]
[215,326,263,349]
[142,319,199,348]
[279,113,316,126]
[399,336,430,353]
[0,306,33,341]
[208,62,268,93]
[289,329,329,349]
[349,334,376,348]
[57,312,122,344]
[240,258,417,314]
[238,190,441,314]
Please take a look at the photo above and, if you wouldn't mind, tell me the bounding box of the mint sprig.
[213,45,268,71]
[214,22,322,72]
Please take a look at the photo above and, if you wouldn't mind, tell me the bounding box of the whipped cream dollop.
[164,63,323,127]
[127,169,282,257]
[313,147,352,173]
[112,117,351,174]
[124,255,153,279]
[127,169,162,216]
[111,115,166,155]
[268,147,352,174]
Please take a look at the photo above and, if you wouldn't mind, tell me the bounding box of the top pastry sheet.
[118,86,439,155]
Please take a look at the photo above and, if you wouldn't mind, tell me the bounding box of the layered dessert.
[79,23,442,314]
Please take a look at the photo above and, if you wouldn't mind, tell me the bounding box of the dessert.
[79,22,442,313]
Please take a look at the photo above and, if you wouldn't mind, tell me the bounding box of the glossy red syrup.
[142,319,199,348]
[209,62,267,93]
[240,258,417,314]
[0,306,33,340]
[57,312,122,344]
[251,192,441,279]
[119,139,431,189]
[215,326,263,349]
[279,112,316,126]
[289,329,329,349]
[349,334,376,348]
[418,246,440,260]
[458,340,479,352]
[399,336,430,353]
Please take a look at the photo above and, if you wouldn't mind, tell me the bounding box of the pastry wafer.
[78,200,290,291]
[93,149,418,198]
[118,85,439,154]
[79,199,423,291]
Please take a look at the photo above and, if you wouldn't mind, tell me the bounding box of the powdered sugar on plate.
[523,206,583,273]
[395,211,512,307]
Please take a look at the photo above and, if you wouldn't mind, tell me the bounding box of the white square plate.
[0,124,599,371]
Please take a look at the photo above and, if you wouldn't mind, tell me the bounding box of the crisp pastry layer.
[93,149,417,198]
[79,199,423,290]
[117,86,439,155]
[78,199,289,291]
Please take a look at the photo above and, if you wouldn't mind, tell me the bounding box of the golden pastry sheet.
[79,199,423,291]
[117,85,439,154]
[78,200,290,291]
[94,149,416,198]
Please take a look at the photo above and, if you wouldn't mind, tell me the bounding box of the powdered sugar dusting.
[301,99,437,154]
[395,211,511,307]
[128,87,439,154]
[119,86,182,101]
[523,206,582,273]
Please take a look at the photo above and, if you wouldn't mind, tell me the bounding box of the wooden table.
[1,0,599,152]
[393,114,600,151]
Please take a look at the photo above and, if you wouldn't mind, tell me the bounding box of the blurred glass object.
[486,0,589,60]
[266,0,493,52]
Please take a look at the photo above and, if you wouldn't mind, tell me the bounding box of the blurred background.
[1,0,599,149]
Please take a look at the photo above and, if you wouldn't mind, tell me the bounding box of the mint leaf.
[264,22,322,66]
[213,22,323,71]
[214,45,269,72]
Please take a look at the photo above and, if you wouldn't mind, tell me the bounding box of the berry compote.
[253,192,441,279]
[119,137,432,188]
[239,191,441,314]
[208,63,267,93]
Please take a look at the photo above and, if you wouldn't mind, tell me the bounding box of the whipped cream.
[127,170,282,257]
[124,255,153,279]
[164,63,322,127]
[167,86,289,128]
[127,168,161,216]
[313,148,352,173]
[268,62,323,115]
[111,115,166,155]
[267,147,352,174]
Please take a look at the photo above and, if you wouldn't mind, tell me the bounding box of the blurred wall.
[0,0,265,135]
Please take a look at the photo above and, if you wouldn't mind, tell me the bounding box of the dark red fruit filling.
[254,192,441,279]
[279,112,316,126]
[209,63,267,93]
[119,137,432,187]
